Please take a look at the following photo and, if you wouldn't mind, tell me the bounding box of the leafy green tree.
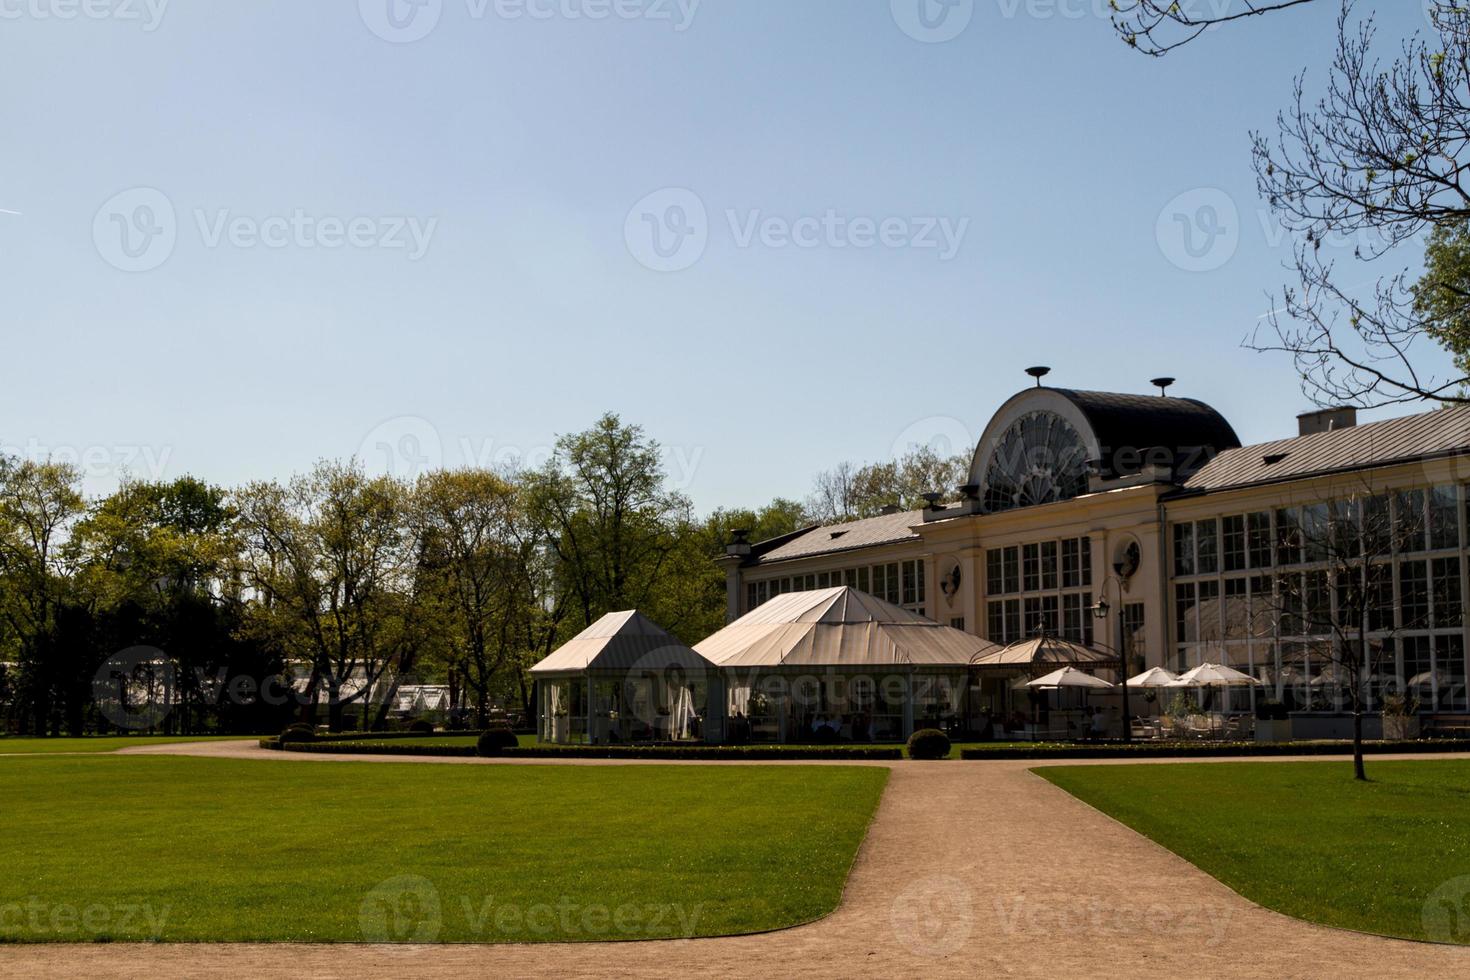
[1413,220,1470,381]
[233,462,421,731]
[806,447,969,522]
[413,468,528,727]
[0,458,85,734]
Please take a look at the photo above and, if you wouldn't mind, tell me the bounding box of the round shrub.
[279,723,316,744]
[476,729,519,757]
[408,719,435,734]
[907,728,951,760]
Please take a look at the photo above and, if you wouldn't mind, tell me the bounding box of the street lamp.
[1091,596,1133,743]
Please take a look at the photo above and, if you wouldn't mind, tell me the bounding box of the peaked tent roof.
[694,586,999,669]
[529,610,710,675]
[970,634,1119,669]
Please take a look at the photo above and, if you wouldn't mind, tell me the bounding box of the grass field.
[0,756,887,943]
[1038,759,1470,943]
[0,735,246,755]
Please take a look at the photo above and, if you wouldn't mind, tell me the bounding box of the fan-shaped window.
[981,411,1090,513]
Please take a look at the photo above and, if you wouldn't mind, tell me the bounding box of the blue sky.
[0,0,1449,508]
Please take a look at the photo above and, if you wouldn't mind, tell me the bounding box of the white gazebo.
[529,611,714,745]
[695,586,997,742]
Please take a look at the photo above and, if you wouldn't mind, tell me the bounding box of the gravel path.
[3,740,1469,978]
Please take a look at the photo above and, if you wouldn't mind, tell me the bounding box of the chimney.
[725,529,752,557]
[1297,407,1358,437]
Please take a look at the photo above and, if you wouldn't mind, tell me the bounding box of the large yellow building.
[720,381,1470,716]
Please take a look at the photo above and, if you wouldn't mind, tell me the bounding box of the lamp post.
[1091,595,1132,743]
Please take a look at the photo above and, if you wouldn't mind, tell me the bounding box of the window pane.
[1223,515,1246,572]
[1040,541,1058,590]
[1197,519,1218,574]
[1401,560,1430,630]
[1434,557,1463,628]
[1275,508,1301,566]
[1248,511,1273,569]
[1022,543,1040,592]
[1430,485,1459,550]
[1174,522,1195,576]
[1396,489,1427,553]
[1175,583,1197,644]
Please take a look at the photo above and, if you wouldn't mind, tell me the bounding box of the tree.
[233,462,420,731]
[806,447,969,523]
[1111,1,1320,57]
[1412,219,1470,380]
[0,458,85,734]
[526,413,691,626]
[1115,2,1470,407]
[413,468,527,727]
[1270,484,1424,780]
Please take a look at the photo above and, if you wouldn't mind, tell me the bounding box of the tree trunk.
[1352,709,1366,781]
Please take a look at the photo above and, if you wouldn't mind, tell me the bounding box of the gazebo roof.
[529,610,710,675]
[694,586,998,669]
[970,634,1119,669]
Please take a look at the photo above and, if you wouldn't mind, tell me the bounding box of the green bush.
[279,723,315,744]
[476,729,519,757]
[408,719,435,734]
[906,728,951,760]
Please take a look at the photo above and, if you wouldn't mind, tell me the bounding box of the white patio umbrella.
[1127,666,1180,688]
[1027,667,1116,690]
[1168,663,1261,688]
[1408,670,1451,689]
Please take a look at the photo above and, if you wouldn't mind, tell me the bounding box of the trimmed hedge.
[958,738,1470,760]
[265,739,902,760]
[476,730,520,757]
[906,728,951,760]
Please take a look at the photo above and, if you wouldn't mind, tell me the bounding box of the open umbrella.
[1127,666,1180,688]
[1027,667,1115,690]
[1168,663,1261,688]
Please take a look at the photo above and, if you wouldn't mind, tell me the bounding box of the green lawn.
[0,735,247,755]
[0,756,887,943]
[1039,759,1470,943]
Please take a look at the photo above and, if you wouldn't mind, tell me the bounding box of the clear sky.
[0,0,1450,508]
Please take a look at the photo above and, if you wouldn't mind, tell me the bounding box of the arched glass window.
[981,411,1090,512]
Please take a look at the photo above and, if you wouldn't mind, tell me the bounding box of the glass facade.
[745,558,925,615]
[1170,484,1470,710]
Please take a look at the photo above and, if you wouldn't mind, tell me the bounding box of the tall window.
[985,536,1092,644]
[745,558,925,614]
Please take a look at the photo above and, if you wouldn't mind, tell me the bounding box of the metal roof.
[1177,404,1470,494]
[529,610,711,675]
[1048,388,1241,479]
[695,586,999,668]
[746,509,923,567]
